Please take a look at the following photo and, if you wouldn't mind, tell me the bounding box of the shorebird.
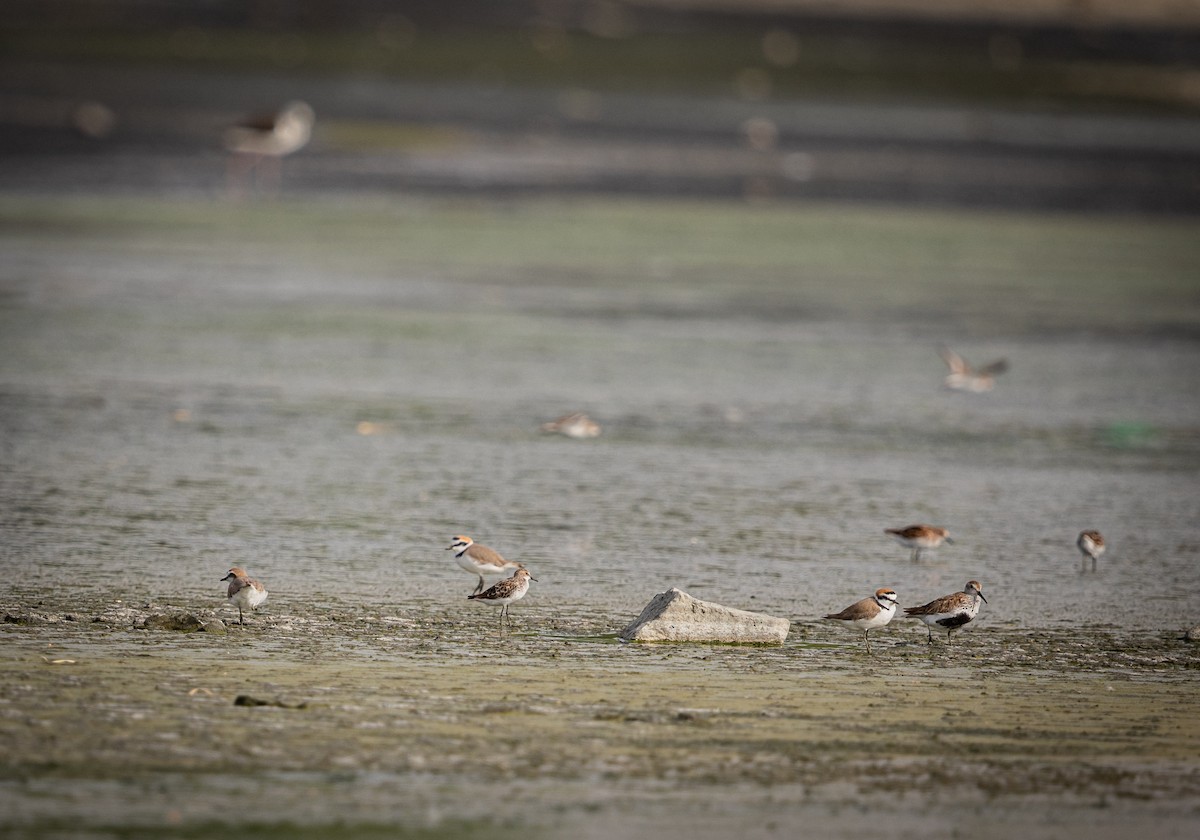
[885,524,953,562]
[939,345,1008,393]
[468,567,536,629]
[539,412,601,439]
[447,535,522,595]
[904,580,987,644]
[1077,530,1106,571]
[823,588,898,654]
[223,100,314,193]
[221,567,268,625]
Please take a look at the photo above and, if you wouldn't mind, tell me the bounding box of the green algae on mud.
[2,602,1199,838]
[1,194,1197,339]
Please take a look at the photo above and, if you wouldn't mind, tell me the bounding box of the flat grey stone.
[620,588,790,644]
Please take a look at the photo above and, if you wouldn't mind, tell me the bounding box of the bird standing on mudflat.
[221,567,268,626]
[904,580,987,644]
[447,535,522,595]
[468,567,536,630]
[1077,530,1106,571]
[823,587,899,654]
[885,524,953,562]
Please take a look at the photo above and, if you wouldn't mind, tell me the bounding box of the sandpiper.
[1077,530,1106,570]
[823,587,898,654]
[447,535,522,595]
[468,567,536,629]
[221,567,268,626]
[904,580,987,644]
[540,412,601,439]
[885,524,953,562]
[939,345,1008,393]
[224,100,314,192]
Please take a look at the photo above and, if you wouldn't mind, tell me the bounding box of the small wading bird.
[1077,530,1106,571]
[823,588,899,654]
[224,100,314,194]
[885,524,953,562]
[221,567,268,625]
[905,580,987,645]
[468,567,536,630]
[447,535,522,595]
[939,345,1008,393]
[539,412,601,439]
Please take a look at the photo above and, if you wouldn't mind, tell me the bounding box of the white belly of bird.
[847,607,895,632]
[457,555,508,576]
[231,586,267,612]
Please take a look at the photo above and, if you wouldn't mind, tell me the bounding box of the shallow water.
[1,194,1199,837]
[2,195,1198,630]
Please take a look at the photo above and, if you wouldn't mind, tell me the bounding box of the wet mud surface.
[2,599,1199,839]
[3,595,1200,839]
[1,194,1199,838]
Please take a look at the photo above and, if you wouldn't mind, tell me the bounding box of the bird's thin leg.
[238,607,244,626]
[474,576,484,595]
[864,630,871,655]
[926,626,933,645]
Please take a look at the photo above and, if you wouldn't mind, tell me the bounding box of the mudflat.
[2,599,1198,839]
[1,194,1198,838]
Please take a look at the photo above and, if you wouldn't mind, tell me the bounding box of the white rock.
[620,588,790,644]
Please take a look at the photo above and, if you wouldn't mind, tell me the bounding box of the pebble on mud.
[620,588,790,644]
[203,618,227,635]
[143,612,205,632]
[234,695,308,709]
[1184,625,1200,642]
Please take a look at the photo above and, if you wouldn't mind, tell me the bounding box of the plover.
[885,524,953,562]
[939,345,1008,393]
[221,567,268,626]
[467,566,536,629]
[224,100,314,192]
[904,580,987,644]
[539,412,601,439]
[447,535,522,595]
[823,587,898,654]
[1077,530,1106,570]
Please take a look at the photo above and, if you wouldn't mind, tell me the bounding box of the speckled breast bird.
[904,580,987,644]
[467,567,536,629]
